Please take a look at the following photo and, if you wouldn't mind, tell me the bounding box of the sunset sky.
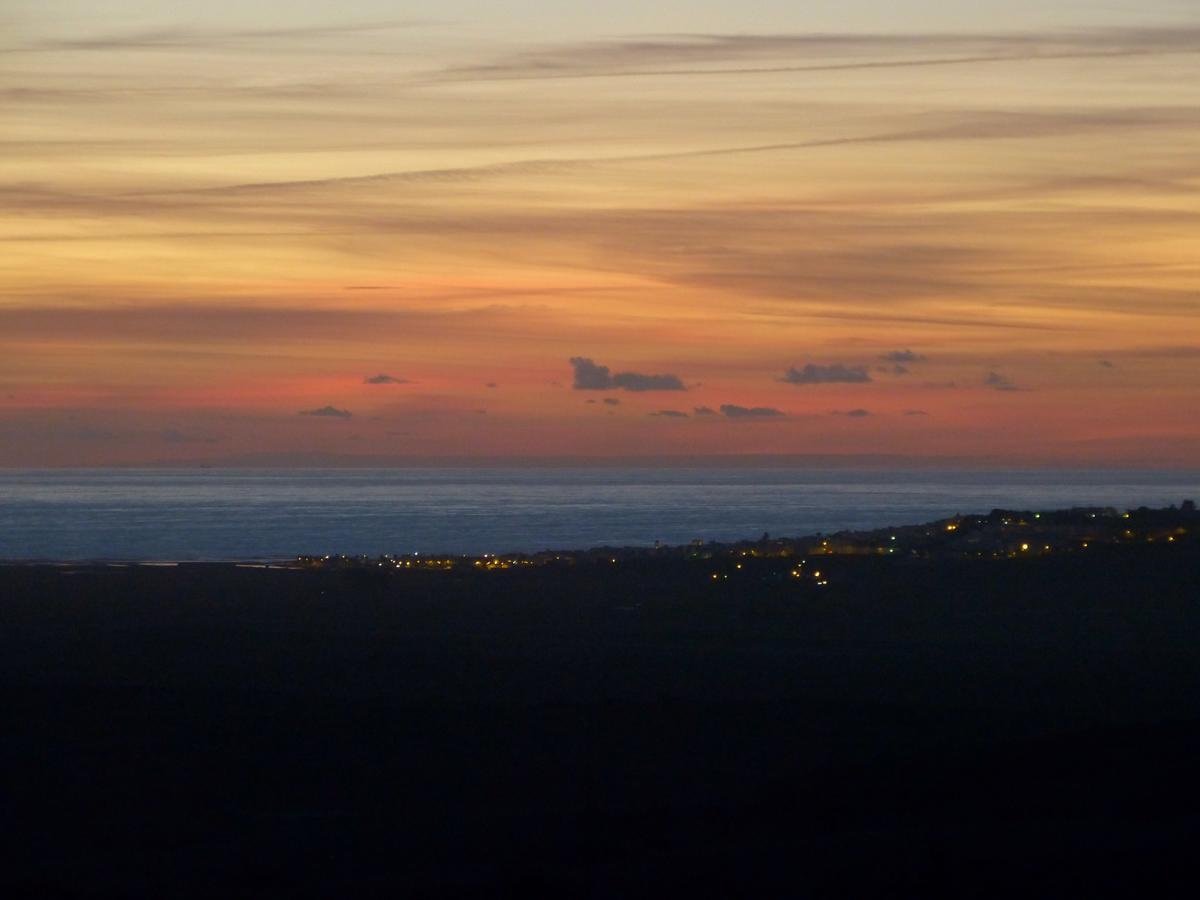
[3,1,1198,465]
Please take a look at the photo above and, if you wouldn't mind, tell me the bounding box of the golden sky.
[2,2,1198,465]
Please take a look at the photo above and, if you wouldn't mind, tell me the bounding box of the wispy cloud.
[430,27,1200,84]
[182,158,584,195]
[22,20,429,53]
[1101,345,1200,360]
[0,304,542,345]
[364,373,410,384]
[165,107,1200,197]
[434,51,1147,85]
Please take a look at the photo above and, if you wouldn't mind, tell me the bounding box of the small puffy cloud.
[693,405,717,416]
[570,357,685,392]
[984,371,1019,392]
[569,357,613,389]
[486,381,498,388]
[613,372,686,391]
[603,397,620,406]
[649,409,689,418]
[882,349,927,363]
[780,363,871,385]
[364,373,409,384]
[300,405,352,418]
[1098,360,1115,369]
[720,404,784,419]
[832,408,871,417]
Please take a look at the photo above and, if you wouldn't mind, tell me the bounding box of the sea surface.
[1,467,1197,561]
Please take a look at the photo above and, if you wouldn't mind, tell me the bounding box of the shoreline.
[4,500,1193,567]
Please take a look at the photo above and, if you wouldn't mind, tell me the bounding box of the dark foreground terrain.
[3,539,1200,897]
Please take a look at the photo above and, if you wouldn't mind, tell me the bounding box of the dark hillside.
[3,540,1199,896]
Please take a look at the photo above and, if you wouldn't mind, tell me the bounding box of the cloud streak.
[167,107,1200,196]
[429,27,1200,84]
[720,404,784,419]
[21,20,429,52]
[434,51,1157,86]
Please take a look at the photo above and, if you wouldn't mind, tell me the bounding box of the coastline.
[4,500,1193,565]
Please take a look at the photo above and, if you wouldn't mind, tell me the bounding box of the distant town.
[297,502,1198,586]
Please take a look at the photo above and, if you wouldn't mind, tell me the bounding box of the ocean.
[1,467,1197,561]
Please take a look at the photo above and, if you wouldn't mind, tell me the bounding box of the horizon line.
[3,453,1199,472]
